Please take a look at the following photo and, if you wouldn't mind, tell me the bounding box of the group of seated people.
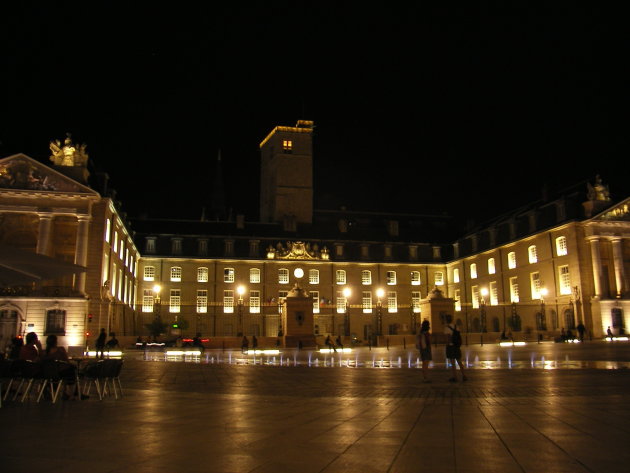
[7,331,88,400]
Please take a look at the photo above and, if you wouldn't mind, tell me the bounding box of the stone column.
[611,237,626,297]
[75,215,91,293]
[36,213,54,255]
[588,237,603,298]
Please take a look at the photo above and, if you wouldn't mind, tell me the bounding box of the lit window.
[278,268,289,284]
[197,267,208,282]
[169,289,181,313]
[508,252,517,269]
[336,291,348,313]
[336,270,346,285]
[224,268,235,283]
[312,291,320,314]
[144,266,155,282]
[470,263,478,279]
[530,272,541,299]
[102,253,109,286]
[386,271,397,285]
[490,281,498,305]
[411,271,421,285]
[454,289,461,311]
[362,270,372,285]
[309,269,319,284]
[488,258,496,274]
[223,290,234,313]
[282,139,292,151]
[111,269,117,298]
[434,272,444,286]
[528,245,538,264]
[113,232,118,253]
[387,291,397,313]
[171,267,182,282]
[119,241,125,259]
[510,277,519,303]
[556,236,568,256]
[142,289,154,312]
[250,268,261,284]
[197,290,207,313]
[472,285,480,309]
[453,268,460,283]
[105,218,111,243]
[250,290,260,314]
[559,266,571,295]
[411,291,421,313]
[362,291,372,313]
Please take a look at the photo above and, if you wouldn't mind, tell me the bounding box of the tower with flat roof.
[259,120,314,224]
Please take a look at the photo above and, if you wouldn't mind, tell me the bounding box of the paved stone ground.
[2,341,630,473]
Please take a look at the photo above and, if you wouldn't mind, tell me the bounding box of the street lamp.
[480,287,488,345]
[237,285,246,337]
[342,287,351,336]
[376,288,384,342]
[539,287,548,342]
[153,284,162,321]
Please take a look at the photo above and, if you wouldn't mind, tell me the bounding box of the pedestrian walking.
[95,328,107,359]
[444,314,467,382]
[416,320,432,382]
[577,322,586,342]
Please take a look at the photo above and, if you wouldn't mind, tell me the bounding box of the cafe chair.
[36,360,66,403]
[80,360,105,400]
[8,360,43,402]
[102,359,123,399]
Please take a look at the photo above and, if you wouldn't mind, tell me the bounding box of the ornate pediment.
[596,198,630,222]
[0,154,95,194]
[266,241,330,260]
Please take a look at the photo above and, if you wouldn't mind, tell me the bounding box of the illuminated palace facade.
[0,136,139,352]
[1,122,628,351]
[132,120,629,344]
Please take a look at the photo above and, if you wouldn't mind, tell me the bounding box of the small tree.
[145,318,169,339]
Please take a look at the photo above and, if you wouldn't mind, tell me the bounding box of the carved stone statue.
[49,133,88,167]
[587,175,611,202]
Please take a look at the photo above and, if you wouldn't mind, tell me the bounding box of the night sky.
[2,3,628,225]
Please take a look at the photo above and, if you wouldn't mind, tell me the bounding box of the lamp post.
[375,288,384,345]
[237,285,245,337]
[539,287,548,343]
[153,284,162,321]
[480,287,488,346]
[410,290,417,335]
[342,287,351,336]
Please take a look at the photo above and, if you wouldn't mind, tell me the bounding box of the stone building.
[131,120,630,345]
[2,122,628,351]
[0,134,140,352]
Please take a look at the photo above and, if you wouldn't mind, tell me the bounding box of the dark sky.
[1,3,628,224]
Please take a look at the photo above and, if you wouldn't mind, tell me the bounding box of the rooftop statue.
[587,174,611,202]
[49,133,88,167]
